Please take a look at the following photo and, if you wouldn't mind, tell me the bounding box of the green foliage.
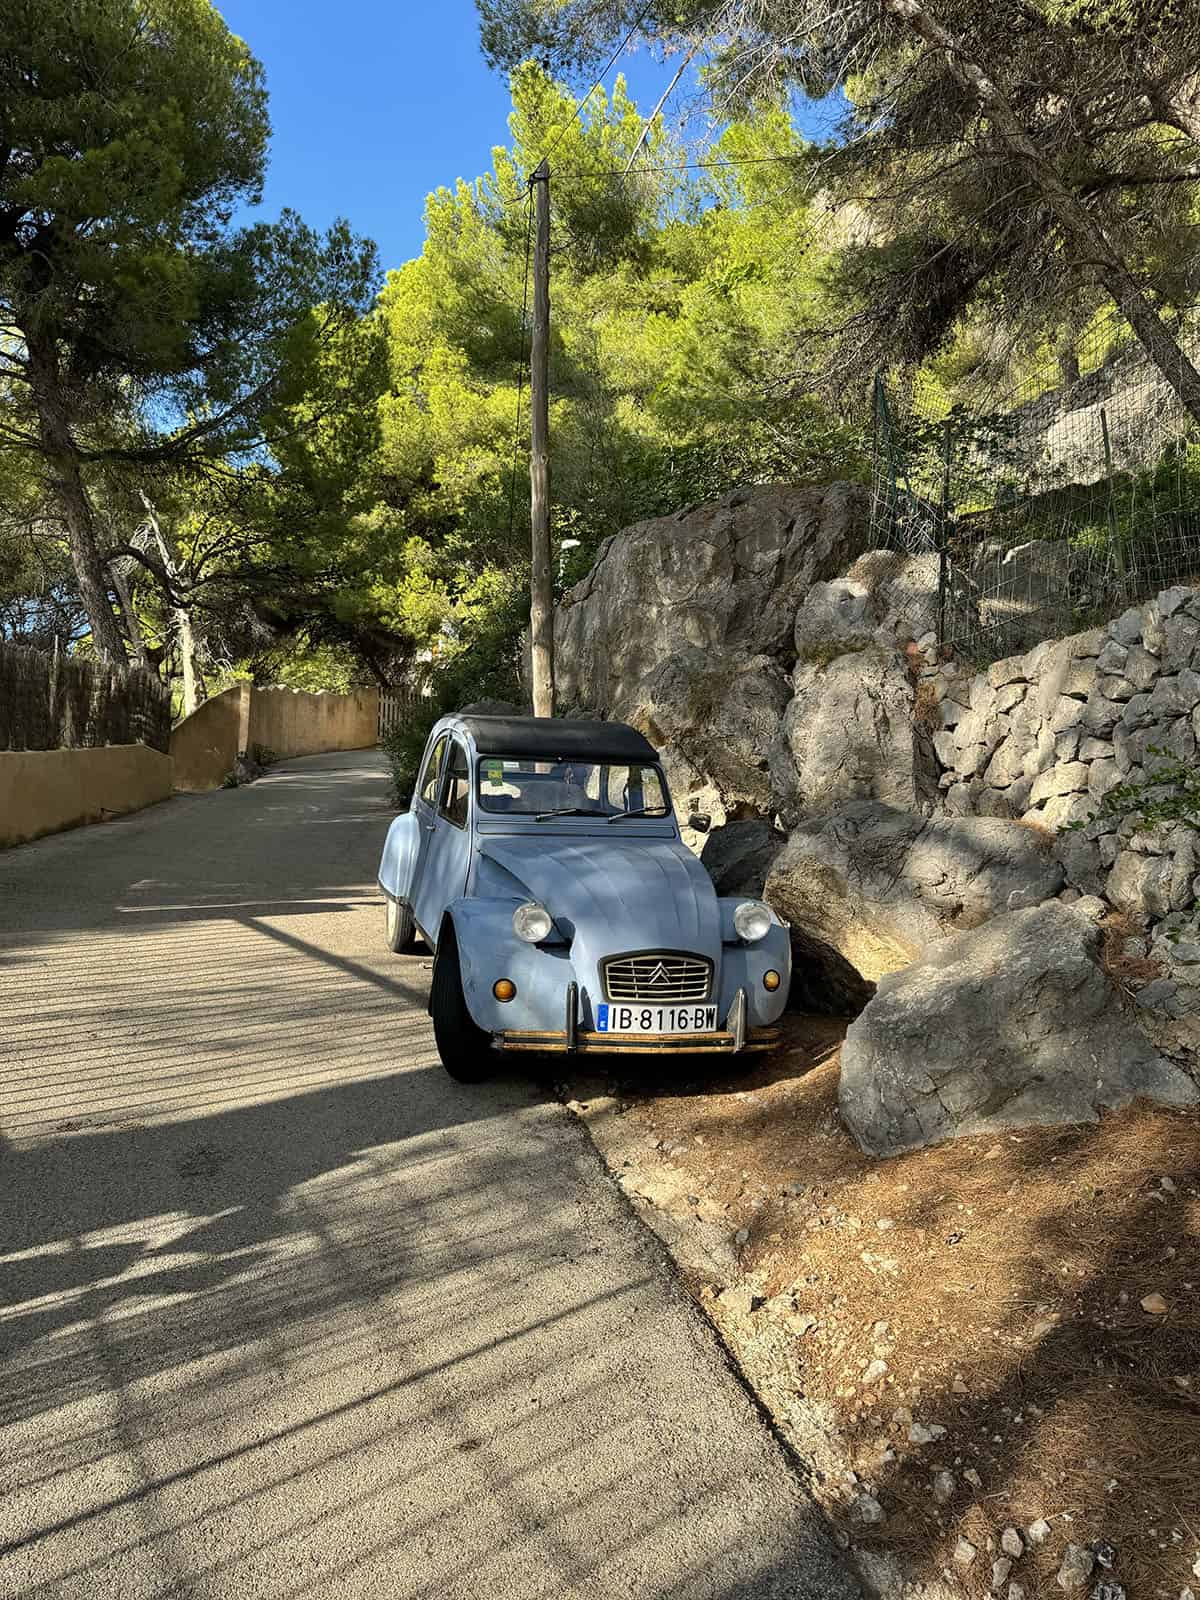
[1064,747,1200,836]
[0,0,379,664]
[380,724,433,805]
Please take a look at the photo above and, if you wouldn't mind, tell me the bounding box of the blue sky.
[216,0,842,275]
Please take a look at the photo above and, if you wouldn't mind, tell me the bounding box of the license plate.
[596,1002,719,1035]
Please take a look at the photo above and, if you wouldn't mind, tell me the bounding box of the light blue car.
[378,713,791,1081]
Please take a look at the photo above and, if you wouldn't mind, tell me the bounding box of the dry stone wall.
[930,584,1200,1044]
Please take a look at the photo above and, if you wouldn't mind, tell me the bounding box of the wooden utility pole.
[529,160,554,718]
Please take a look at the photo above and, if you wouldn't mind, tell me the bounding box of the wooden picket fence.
[378,683,430,741]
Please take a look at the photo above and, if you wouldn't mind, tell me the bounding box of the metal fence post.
[937,417,954,652]
[1099,405,1129,594]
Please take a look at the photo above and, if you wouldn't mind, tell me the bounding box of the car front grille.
[602,952,712,1003]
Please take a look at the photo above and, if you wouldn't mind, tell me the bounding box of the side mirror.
[688,811,712,833]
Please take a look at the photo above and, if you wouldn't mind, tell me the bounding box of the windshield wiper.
[606,805,670,823]
[533,806,605,821]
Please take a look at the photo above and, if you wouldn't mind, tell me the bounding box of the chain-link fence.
[0,641,172,753]
[870,324,1200,662]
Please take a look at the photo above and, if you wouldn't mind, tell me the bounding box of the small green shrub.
[380,721,433,806]
[1063,745,1200,835]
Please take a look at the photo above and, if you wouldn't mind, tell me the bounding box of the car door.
[413,735,473,947]
[405,732,446,926]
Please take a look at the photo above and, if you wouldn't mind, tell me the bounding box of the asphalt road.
[0,751,860,1600]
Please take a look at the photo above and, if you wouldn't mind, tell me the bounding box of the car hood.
[477,834,720,954]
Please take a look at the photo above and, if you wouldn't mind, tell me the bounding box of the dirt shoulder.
[558,1016,1200,1600]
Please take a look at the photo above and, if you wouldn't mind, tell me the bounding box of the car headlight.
[733,900,772,943]
[513,901,553,943]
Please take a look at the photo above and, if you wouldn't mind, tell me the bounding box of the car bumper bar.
[493,1026,780,1056]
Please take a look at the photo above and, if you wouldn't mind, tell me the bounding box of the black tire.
[384,893,415,953]
[430,928,493,1083]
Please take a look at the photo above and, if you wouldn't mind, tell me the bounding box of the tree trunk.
[883,0,1200,428]
[141,493,203,715]
[110,563,147,666]
[25,332,128,663]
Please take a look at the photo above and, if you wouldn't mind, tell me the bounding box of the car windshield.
[475,756,671,820]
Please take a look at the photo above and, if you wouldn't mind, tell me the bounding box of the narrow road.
[0,752,859,1600]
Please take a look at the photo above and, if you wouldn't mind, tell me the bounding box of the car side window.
[419,735,447,808]
[440,740,469,828]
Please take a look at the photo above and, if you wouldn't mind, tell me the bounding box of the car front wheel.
[384,893,415,953]
[430,927,493,1083]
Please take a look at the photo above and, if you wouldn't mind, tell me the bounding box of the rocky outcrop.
[554,472,1200,1137]
[554,482,871,831]
[629,649,791,840]
[763,801,1065,983]
[770,646,937,826]
[556,482,870,714]
[839,902,1198,1157]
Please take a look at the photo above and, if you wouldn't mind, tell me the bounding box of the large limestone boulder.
[840,902,1198,1156]
[769,646,937,825]
[554,482,871,715]
[792,578,883,660]
[764,801,1065,982]
[629,648,791,830]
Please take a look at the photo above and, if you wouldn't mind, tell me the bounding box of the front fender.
[717,899,792,1027]
[447,898,577,1035]
[378,810,420,901]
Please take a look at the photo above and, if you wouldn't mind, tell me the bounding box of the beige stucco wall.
[0,744,174,848]
[169,683,250,793]
[248,687,379,761]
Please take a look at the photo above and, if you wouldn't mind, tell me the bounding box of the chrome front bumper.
[493,984,780,1055]
[494,1027,781,1055]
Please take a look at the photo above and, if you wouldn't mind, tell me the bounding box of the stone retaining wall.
[931,584,1200,1036]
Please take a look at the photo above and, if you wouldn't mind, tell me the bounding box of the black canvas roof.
[456,714,658,763]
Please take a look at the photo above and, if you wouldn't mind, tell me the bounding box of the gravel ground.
[0,751,860,1600]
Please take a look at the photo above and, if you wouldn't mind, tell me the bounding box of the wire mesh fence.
[869,324,1200,662]
[0,641,172,753]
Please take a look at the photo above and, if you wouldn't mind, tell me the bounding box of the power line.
[533,2,657,174]
[506,186,535,545]
[500,151,811,203]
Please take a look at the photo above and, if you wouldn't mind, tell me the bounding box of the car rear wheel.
[384,893,415,953]
[430,928,493,1083]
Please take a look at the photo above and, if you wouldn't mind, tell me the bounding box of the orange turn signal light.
[763,970,782,992]
[493,979,517,1002]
